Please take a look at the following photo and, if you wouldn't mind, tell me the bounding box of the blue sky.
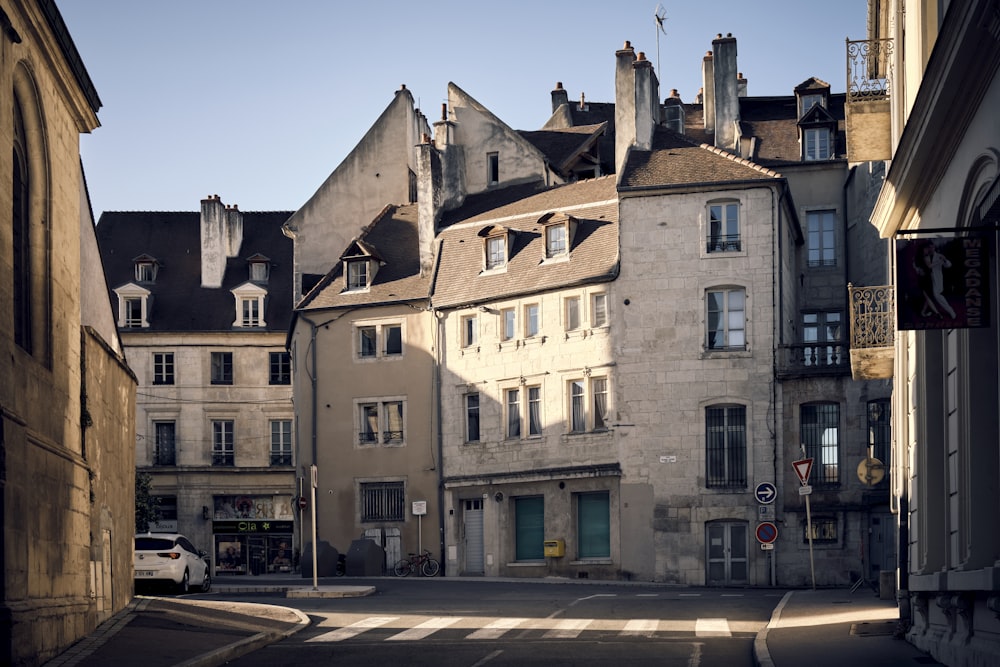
[59,1,868,218]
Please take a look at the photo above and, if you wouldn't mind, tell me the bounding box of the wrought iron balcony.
[845,37,894,162]
[848,283,895,380]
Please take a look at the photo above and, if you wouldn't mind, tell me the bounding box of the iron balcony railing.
[847,38,894,102]
[848,284,895,350]
[777,343,851,377]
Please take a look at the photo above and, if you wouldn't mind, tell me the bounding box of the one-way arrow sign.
[754,482,776,504]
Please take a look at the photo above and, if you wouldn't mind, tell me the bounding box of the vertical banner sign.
[896,235,990,330]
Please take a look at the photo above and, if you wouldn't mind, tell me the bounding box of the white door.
[463,499,484,574]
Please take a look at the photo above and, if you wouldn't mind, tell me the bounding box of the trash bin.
[301,540,339,578]
[346,539,385,576]
[879,570,896,600]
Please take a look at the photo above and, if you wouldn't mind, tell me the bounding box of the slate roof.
[298,203,432,311]
[432,176,619,309]
[95,210,294,332]
[518,123,606,175]
[619,128,782,189]
[737,93,847,166]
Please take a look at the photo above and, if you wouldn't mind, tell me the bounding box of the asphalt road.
[202,578,785,667]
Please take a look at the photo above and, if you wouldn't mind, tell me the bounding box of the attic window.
[113,283,151,328]
[546,225,567,258]
[347,259,370,290]
[804,128,832,161]
[799,93,825,117]
[248,254,271,283]
[487,152,499,186]
[231,283,267,328]
[540,212,576,260]
[486,236,506,269]
[133,255,159,283]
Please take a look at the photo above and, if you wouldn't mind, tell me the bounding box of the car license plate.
[136,570,156,577]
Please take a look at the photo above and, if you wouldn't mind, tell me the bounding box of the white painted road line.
[621,619,660,636]
[695,618,732,637]
[467,617,529,640]
[387,616,463,641]
[307,616,399,642]
[543,618,593,639]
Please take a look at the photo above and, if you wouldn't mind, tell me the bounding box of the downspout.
[771,183,782,588]
[434,308,446,573]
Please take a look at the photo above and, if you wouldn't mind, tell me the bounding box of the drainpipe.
[434,308,447,573]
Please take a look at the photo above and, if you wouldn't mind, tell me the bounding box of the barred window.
[804,517,838,543]
[801,403,840,486]
[361,481,404,522]
[705,405,747,488]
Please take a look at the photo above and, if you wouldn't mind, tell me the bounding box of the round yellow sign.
[857,457,885,486]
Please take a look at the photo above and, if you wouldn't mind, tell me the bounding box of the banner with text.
[896,235,990,330]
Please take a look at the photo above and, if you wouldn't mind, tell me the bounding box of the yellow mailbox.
[543,539,565,557]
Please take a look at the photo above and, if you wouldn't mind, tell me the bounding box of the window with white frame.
[565,296,581,331]
[527,386,542,436]
[569,376,609,433]
[804,128,831,160]
[232,282,267,328]
[487,152,499,185]
[465,393,480,442]
[347,260,369,290]
[505,388,521,439]
[799,93,824,116]
[212,420,234,466]
[240,297,261,326]
[801,403,840,487]
[361,481,405,522]
[506,385,543,439]
[545,224,567,258]
[707,201,740,252]
[462,314,478,347]
[524,303,539,337]
[807,210,836,266]
[357,400,405,446]
[134,257,158,283]
[356,322,403,359]
[706,288,746,350]
[705,405,747,488]
[115,283,151,328]
[270,420,292,465]
[591,293,608,328]
[153,352,174,385]
[486,235,506,270]
[501,308,516,341]
[802,312,842,366]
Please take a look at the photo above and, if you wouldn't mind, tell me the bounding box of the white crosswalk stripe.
[621,619,660,636]
[307,616,399,643]
[695,618,732,637]
[467,617,529,640]
[542,618,593,639]
[386,616,463,641]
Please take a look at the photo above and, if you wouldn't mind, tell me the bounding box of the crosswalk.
[305,615,752,644]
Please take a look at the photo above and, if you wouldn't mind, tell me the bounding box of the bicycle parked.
[393,549,440,577]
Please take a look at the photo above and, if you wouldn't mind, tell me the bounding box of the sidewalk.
[755,588,939,667]
[43,576,940,667]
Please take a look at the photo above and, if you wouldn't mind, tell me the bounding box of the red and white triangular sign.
[792,458,814,485]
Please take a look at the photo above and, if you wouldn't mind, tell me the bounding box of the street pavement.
[41,575,940,667]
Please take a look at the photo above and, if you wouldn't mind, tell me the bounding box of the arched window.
[12,98,32,351]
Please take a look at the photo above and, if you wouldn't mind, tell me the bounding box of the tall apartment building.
[96,196,297,577]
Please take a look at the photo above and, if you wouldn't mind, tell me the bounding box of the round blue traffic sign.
[754,482,776,504]
[756,522,778,544]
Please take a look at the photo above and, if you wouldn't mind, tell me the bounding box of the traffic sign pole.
[795,450,816,590]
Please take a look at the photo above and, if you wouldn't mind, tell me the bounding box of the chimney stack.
[712,33,740,151]
[701,51,715,134]
[614,41,637,177]
[551,82,569,113]
[200,194,243,288]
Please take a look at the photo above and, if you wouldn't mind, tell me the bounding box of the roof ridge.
[696,143,784,179]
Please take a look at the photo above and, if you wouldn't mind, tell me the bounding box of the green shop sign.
[212,520,293,534]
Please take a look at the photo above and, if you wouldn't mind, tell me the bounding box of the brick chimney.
[551,82,569,113]
[200,194,243,288]
[712,33,740,151]
[702,51,715,134]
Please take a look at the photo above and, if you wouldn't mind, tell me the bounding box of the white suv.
[134,533,211,593]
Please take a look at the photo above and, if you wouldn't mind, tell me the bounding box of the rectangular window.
[705,405,747,488]
[799,94,824,116]
[546,225,567,257]
[506,388,521,439]
[487,152,499,185]
[465,393,480,442]
[802,312,842,366]
[708,202,740,252]
[361,481,405,522]
[135,262,155,282]
[383,401,404,443]
[359,326,377,358]
[486,236,506,269]
[360,404,378,444]
[592,377,608,430]
[211,352,233,385]
[124,297,143,327]
[347,260,369,289]
[524,304,539,337]
[240,298,260,326]
[501,308,516,341]
[804,128,831,160]
[570,380,586,432]
[462,315,478,347]
[514,496,544,560]
[153,352,175,385]
[801,403,840,486]
[154,421,176,466]
[212,420,234,466]
[804,517,838,543]
[269,352,291,384]
[591,293,608,328]
[706,288,746,350]
[270,420,292,465]
[578,492,611,559]
[250,261,268,282]
[867,399,891,472]
[565,296,581,331]
[528,386,542,436]
[807,210,836,267]
[384,325,402,356]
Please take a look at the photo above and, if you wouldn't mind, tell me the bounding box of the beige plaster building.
[1,2,137,664]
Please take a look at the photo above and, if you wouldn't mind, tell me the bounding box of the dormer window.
[132,254,159,283]
[804,128,832,160]
[231,282,267,328]
[799,93,825,117]
[480,225,514,272]
[540,212,577,261]
[341,239,382,291]
[113,283,152,328]
[247,253,271,283]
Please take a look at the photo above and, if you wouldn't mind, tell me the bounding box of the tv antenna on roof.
[654,4,668,80]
